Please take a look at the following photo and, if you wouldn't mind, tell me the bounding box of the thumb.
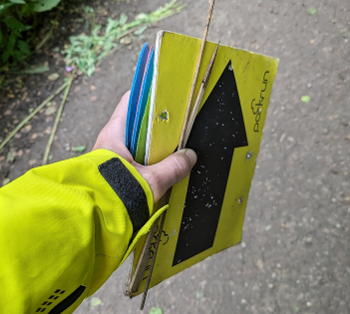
[138,149,197,203]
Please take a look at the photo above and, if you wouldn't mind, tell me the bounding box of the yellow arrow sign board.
[130,31,278,296]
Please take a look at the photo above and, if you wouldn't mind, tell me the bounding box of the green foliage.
[0,0,62,68]
[301,95,311,103]
[1,14,32,63]
[32,0,61,13]
[149,307,163,314]
[72,145,86,153]
[63,0,186,76]
[90,297,102,307]
[307,7,317,15]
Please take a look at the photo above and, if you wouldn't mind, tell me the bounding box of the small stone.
[121,36,132,45]
[28,159,36,166]
[2,178,10,186]
[45,107,56,115]
[22,125,32,133]
[256,260,264,270]
[306,237,312,243]
[279,133,286,142]
[48,73,60,81]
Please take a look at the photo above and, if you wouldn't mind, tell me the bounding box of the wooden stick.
[140,210,167,310]
[177,0,216,150]
[0,81,69,151]
[184,42,219,145]
[42,72,75,165]
[126,220,159,296]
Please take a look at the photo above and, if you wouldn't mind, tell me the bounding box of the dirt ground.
[1,0,350,313]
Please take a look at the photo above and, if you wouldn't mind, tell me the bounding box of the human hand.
[93,91,197,203]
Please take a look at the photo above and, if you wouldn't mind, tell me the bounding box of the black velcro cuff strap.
[98,158,149,233]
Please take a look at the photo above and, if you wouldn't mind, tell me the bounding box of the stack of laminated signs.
[124,30,278,297]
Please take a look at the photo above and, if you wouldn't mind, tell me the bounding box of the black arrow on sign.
[173,60,248,266]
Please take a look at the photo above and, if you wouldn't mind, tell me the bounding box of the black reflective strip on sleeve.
[98,158,149,233]
[48,285,85,314]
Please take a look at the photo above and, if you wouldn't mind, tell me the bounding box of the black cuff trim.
[98,158,149,233]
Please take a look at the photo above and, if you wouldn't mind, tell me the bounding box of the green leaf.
[0,3,14,15]
[301,95,311,103]
[9,0,26,3]
[4,17,25,30]
[90,297,101,307]
[32,0,61,12]
[7,35,16,51]
[119,13,128,25]
[2,50,10,62]
[135,13,149,21]
[72,145,86,153]
[105,18,119,34]
[82,5,94,14]
[14,49,26,60]
[21,65,50,74]
[50,20,59,26]
[86,65,95,77]
[149,307,163,314]
[6,149,15,162]
[123,20,142,30]
[307,7,317,15]
[17,40,31,55]
[134,25,147,35]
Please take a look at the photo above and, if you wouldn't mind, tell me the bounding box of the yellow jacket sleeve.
[0,149,166,313]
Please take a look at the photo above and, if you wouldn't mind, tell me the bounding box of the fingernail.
[183,149,197,166]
